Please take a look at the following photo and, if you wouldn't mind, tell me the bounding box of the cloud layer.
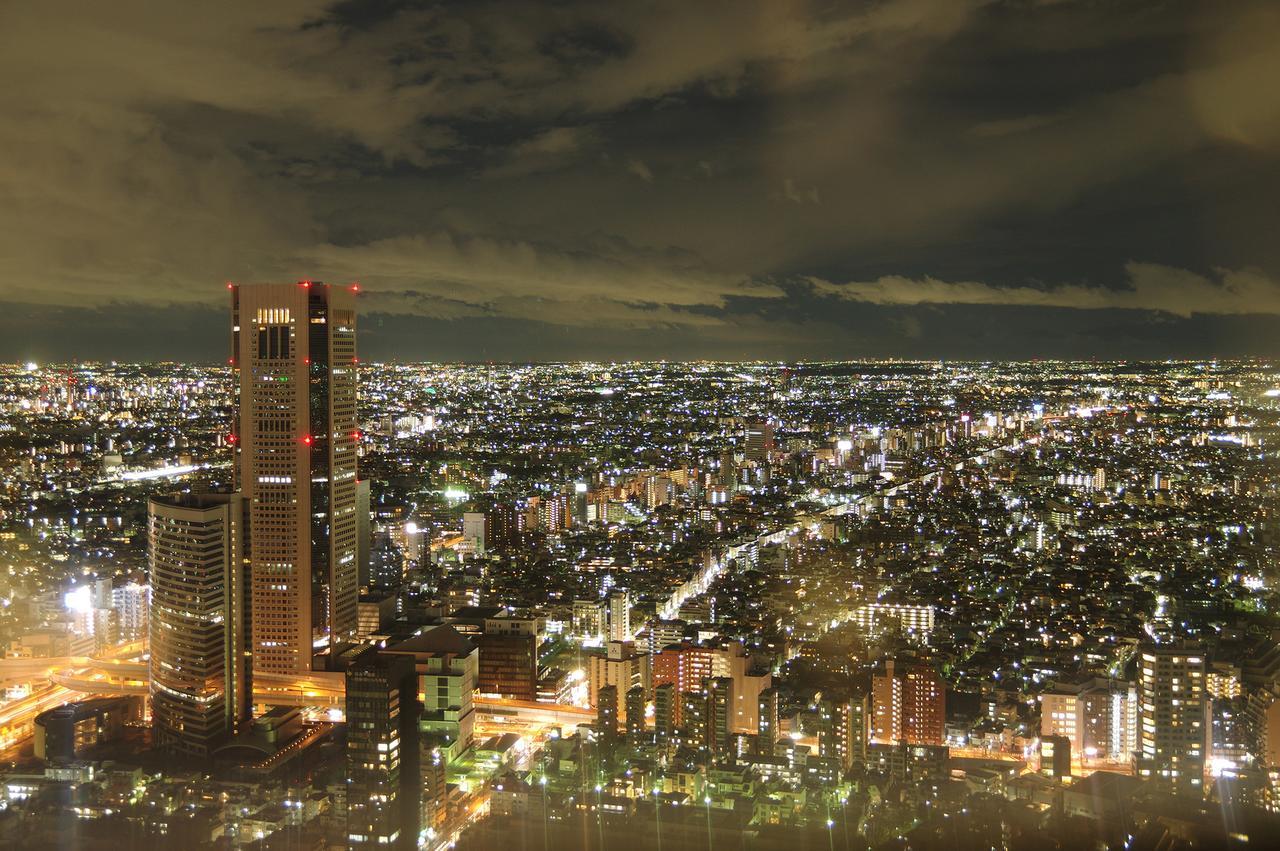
[1,0,1279,358]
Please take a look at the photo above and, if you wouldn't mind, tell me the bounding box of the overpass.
[5,655,598,724]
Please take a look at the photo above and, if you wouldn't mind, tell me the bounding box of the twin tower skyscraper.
[150,282,362,757]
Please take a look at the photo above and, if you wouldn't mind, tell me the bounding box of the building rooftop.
[385,624,476,657]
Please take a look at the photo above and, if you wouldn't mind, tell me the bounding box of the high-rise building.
[645,619,687,656]
[476,632,538,701]
[597,684,619,745]
[706,677,734,756]
[462,512,487,556]
[587,640,651,722]
[368,530,404,592]
[654,682,676,743]
[743,421,775,463]
[653,643,717,721]
[346,649,419,849]
[871,659,946,746]
[383,625,478,764]
[111,581,149,644]
[681,690,709,751]
[572,599,607,641]
[608,588,631,642]
[758,687,780,746]
[231,282,359,675]
[626,685,647,744]
[1135,646,1208,796]
[819,694,868,772]
[148,492,248,758]
[1040,677,1136,762]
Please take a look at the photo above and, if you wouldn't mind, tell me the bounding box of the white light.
[64,586,92,613]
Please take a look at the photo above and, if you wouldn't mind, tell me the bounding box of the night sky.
[3,0,1280,361]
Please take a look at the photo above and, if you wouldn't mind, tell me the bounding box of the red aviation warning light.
[300,280,312,288]
[226,281,235,290]
[302,435,313,446]
[350,282,361,293]
[227,434,237,444]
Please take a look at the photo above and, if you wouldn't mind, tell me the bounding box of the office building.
[231,282,359,675]
[477,632,538,701]
[346,649,419,848]
[743,421,774,463]
[34,696,142,763]
[111,581,149,644]
[148,492,248,758]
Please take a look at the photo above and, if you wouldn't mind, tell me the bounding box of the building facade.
[232,282,359,675]
[148,492,247,758]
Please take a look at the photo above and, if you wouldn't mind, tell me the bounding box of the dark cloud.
[1,0,1278,359]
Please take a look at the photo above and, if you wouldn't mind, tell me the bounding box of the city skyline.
[4,1,1280,361]
[1,1,1279,847]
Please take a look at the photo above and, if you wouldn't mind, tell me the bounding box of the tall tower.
[231,282,359,675]
[148,492,248,757]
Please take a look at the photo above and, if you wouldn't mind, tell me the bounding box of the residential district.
[0,284,1276,849]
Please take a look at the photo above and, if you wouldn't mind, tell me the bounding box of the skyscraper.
[148,492,248,758]
[231,282,359,675]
